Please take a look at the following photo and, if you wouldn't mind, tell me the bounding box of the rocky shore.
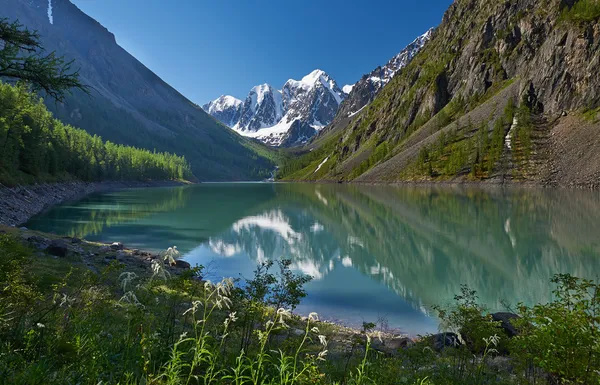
[0,180,187,227]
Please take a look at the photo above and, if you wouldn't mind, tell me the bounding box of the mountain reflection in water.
[26,183,600,334]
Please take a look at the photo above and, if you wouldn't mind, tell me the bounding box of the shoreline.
[0,180,190,227]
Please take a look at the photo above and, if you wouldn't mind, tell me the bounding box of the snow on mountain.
[203,29,432,147]
[202,95,243,127]
[203,69,345,147]
[342,84,354,94]
[338,28,434,118]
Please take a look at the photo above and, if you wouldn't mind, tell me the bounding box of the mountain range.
[1,0,273,181]
[203,30,433,147]
[280,0,600,189]
[203,70,346,147]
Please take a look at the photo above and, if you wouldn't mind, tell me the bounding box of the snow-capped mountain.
[204,29,432,147]
[202,95,243,127]
[203,69,345,147]
[338,28,434,119]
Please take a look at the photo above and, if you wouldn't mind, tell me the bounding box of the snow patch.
[348,105,366,118]
[314,156,329,174]
[47,0,53,24]
[505,117,518,149]
[342,84,355,94]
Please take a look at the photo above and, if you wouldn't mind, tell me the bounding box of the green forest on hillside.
[0,82,194,185]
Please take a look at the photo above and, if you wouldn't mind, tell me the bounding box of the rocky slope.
[337,28,434,120]
[204,70,345,146]
[1,0,273,181]
[281,0,600,188]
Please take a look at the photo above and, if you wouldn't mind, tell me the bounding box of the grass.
[561,0,600,22]
[0,230,599,384]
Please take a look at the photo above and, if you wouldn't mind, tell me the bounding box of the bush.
[511,274,600,384]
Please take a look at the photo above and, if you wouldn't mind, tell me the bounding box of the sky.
[71,0,453,106]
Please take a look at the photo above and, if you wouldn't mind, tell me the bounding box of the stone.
[27,235,50,250]
[491,312,520,337]
[371,336,414,355]
[116,250,128,260]
[46,239,69,258]
[431,332,463,351]
[19,226,28,231]
[174,259,191,269]
[71,237,82,244]
[132,249,140,255]
[110,242,124,250]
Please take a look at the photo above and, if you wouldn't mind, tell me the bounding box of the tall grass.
[0,233,599,384]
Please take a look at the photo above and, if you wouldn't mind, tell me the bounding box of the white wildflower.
[308,312,319,321]
[317,350,328,361]
[277,308,292,319]
[36,323,45,329]
[183,300,202,316]
[118,291,145,309]
[318,334,327,347]
[118,272,138,291]
[311,327,320,334]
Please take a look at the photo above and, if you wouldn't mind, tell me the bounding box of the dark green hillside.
[0,0,274,181]
[281,0,600,188]
[0,82,193,185]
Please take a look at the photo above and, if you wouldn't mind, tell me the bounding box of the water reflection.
[26,183,600,333]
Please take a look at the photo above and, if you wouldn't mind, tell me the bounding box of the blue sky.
[72,0,453,105]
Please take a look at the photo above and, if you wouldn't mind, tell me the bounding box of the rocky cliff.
[281,0,600,188]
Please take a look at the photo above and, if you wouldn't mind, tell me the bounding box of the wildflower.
[119,272,138,291]
[376,331,383,343]
[228,312,238,323]
[317,350,328,361]
[183,300,202,316]
[36,323,45,329]
[224,312,238,328]
[277,308,292,319]
[308,312,319,321]
[266,320,274,329]
[118,291,145,309]
[318,334,327,347]
[311,326,320,334]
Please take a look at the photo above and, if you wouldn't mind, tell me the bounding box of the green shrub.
[511,274,600,384]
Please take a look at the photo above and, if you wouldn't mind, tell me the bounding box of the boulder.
[46,239,69,257]
[431,332,463,351]
[27,235,51,250]
[371,336,414,355]
[491,312,520,337]
[110,242,124,250]
[174,260,191,269]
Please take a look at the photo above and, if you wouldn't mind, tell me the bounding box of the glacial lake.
[25,183,600,335]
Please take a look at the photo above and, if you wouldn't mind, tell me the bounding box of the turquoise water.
[25,183,600,335]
